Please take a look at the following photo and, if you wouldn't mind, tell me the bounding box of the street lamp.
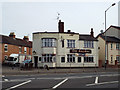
[105,3,116,70]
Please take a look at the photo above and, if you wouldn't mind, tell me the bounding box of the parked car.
[20,59,32,68]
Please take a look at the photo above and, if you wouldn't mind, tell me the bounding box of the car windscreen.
[23,60,31,63]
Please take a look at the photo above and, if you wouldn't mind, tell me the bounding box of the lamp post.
[105,3,116,70]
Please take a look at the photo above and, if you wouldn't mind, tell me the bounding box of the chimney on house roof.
[9,32,16,38]
[90,28,94,37]
[67,30,71,33]
[58,20,64,33]
[23,36,29,41]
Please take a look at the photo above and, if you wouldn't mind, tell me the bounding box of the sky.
[0,0,119,41]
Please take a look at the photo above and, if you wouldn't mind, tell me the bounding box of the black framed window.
[61,57,65,63]
[67,54,75,63]
[84,56,94,62]
[78,57,81,62]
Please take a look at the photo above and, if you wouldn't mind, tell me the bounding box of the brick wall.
[1,43,32,63]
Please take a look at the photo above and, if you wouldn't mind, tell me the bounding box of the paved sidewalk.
[1,66,120,75]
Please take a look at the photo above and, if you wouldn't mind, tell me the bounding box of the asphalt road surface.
[2,72,120,90]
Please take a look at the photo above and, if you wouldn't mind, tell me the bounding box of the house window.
[4,55,8,60]
[62,40,64,48]
[67,54,75,63]
[84,41,94,48]
[116,56,120,63]
[111,56,113,63]
[24,47,27,53]
[111,43,113,50]
[61,57,65,63]
[42,54,55,63]
[116,43,120,50]
[84,56,94,62]
[4,44,8,52]
[19,47,22,53]
[78,57,81,62]
[39,57,41,61]
[67,40,75,48]
[42,38,56,47]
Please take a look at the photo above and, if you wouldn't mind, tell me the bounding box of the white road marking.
[86,81,119,87]
[52,78,68,89]
[95,77,98,84]
[4,79,8,81]
[5,80,31,90]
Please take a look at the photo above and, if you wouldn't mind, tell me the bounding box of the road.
[2,72,120,90]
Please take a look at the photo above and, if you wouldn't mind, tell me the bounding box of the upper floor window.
[111,43,113,50]
[19,47,22,53]
[67,40,75,48]
[42,38,56,47]
[67,54,75,63]
[116,43,120,50]
[24,47,27,53]
[84,41,94,48]
[4,44,8,52]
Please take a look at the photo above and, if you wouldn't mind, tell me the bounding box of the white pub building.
[32,20,99,68]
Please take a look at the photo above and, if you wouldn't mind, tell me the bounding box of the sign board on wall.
[70,49,91,54]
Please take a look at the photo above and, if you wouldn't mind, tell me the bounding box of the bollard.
[95,64,97,72]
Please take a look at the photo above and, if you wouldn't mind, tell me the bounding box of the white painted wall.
[33,32,99,68]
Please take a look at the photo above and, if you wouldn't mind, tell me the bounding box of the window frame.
[67,54,75,63]
[4,44,8,52]
[42,38,56,47]
[84,41,94,48]
[67,40,75,48]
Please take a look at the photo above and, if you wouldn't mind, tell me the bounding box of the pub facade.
[32,20,98,68]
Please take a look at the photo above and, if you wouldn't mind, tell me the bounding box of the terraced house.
[97,26,120,67]
[0,32,32,63]
[32,20,99,68]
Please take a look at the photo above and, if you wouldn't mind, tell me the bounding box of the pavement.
[1,65,120,75]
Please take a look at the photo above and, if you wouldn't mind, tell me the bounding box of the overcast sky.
[0,0,119,41]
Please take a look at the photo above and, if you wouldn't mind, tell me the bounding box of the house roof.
[0,34,32,48]
[98,34,120,43]
[110,25,120,30]
[79,34,98,41]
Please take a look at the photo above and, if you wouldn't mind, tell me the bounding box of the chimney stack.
[9,32,16,38]
[23,36,29,41]
[90,28,94,37]
[67,30,71,33]
[58,20,64,33]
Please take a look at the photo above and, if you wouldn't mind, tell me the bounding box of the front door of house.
[34,56,38,68]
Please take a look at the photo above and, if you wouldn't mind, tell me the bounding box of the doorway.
[34,56,38,68]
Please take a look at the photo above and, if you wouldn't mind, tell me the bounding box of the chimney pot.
[68,30,71,33]
[9,32,16,38]
[23,36,29,41]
